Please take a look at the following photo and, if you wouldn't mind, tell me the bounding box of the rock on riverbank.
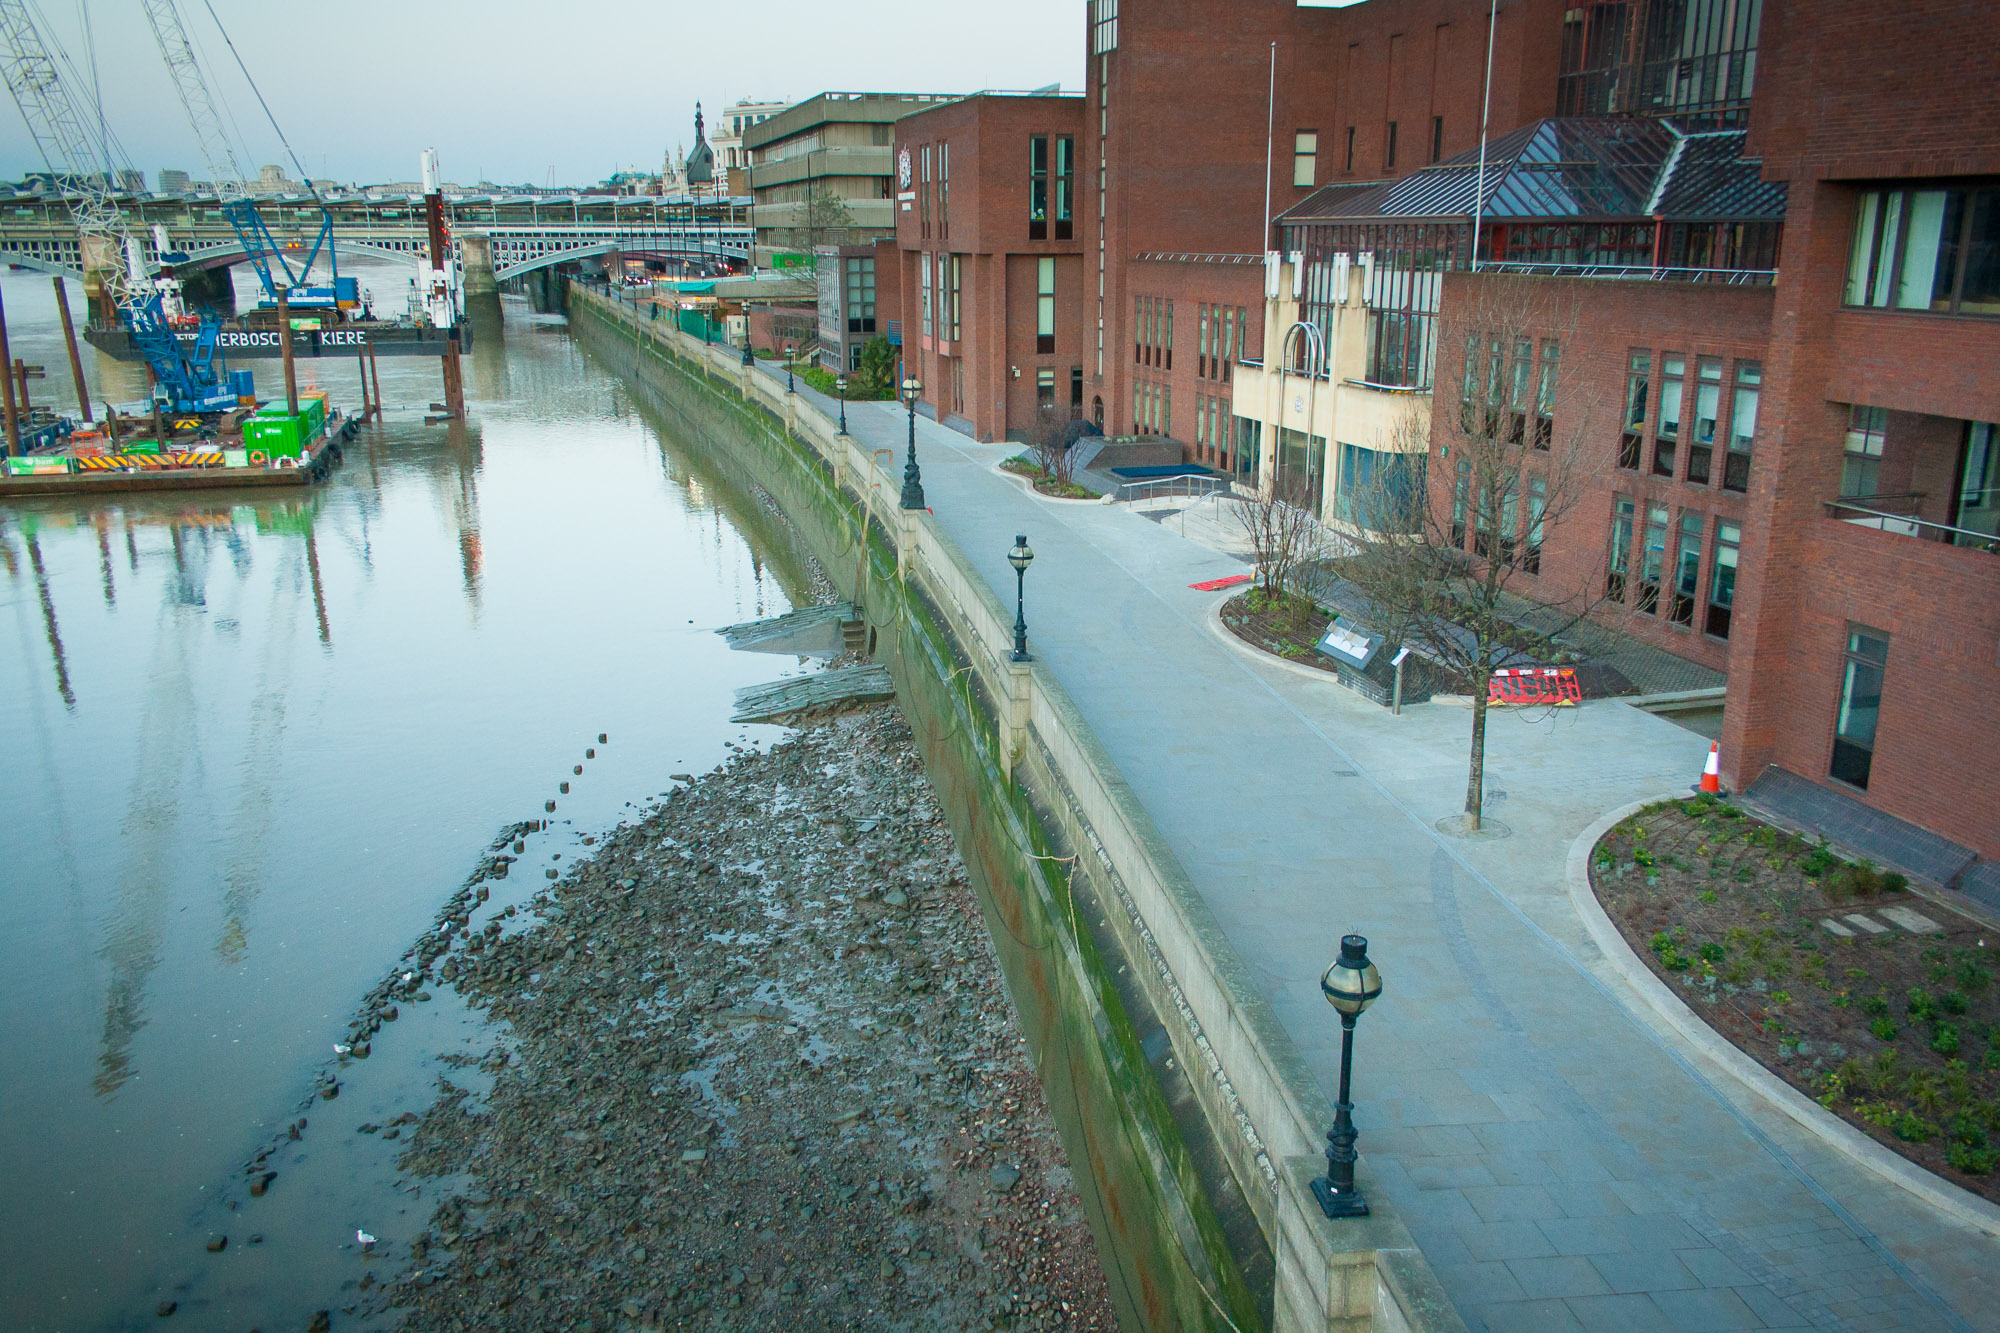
[369,706,1115,1331]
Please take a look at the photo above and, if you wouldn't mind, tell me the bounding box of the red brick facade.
[891,0,2000,858]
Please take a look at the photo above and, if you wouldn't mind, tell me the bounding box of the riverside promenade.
[747,361,1996,1333]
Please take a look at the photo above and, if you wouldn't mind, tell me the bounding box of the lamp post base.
[1310,1176,1371,1219]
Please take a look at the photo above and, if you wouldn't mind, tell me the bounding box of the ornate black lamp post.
[835,373,849,434]
[1008,535,1034,662]
[1312,935,1383,1219]
[785,343,795,394]
[740,339,753,367]
[899,374,925,510]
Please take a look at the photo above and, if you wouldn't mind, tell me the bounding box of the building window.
[1029,136,1049,240]
[1054,137,1074,240]
[1637,504,1669,614]
[1845,184,2000,316]
[1523,475,1546,574]
[1705,521,1739,639]
[1198,305,1210,379]
[1235,416,1262,479]
[1163,301,1173,371]
[1654,354,1684,478]
[1841,404,1887,496]
[1431,116,1444,163]
[939,142,950,239]
[948,254,962,342]
[1037,367,1056,412]
[1955,421,2000,544]
[1385,121,1398,171]
[1335,441,1425,532]
[1091,0,1118,53]
[1294,131,1318,188]
[1344,126,1356,173]
[920,252,932,338]
[1831,625,1890,789]
[1535,340,1558,448]
[1670,512,1702,625]
[1607,494,1635,600]
[1683,355,1718,484]
[1037,257,1056,353]
[844,256,876,333]
[920,145,932,238]
[1725,360,1758,492]
[1071,365,1083,412]
[1616,348,1648,466]
[1507,338,1531,444]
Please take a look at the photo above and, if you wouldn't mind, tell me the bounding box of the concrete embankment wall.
[570,287,1464,1333]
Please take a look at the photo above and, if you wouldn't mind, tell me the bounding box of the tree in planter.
[1336,279,1615,832]
[1030,407,1082,492]
[1233,472,1328,628]
[851,335,896,398]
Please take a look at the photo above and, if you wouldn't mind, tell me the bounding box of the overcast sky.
[4,0,1084,187]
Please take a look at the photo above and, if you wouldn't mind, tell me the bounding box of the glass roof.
[1281,118,1786,226]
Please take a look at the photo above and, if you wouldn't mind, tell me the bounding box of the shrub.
[1932,1024,1960,1057]
[1888,1111,1932,1142]
[1941,990,1969,1016]
[1907,989,1938,1022]
[1871,1017,1898,1042]
[1957,957,1991,994]
[1650,931,1691,972]
[1633,848,1657,869]
[1880,871,1908,893]
[1799,843,1839,878]
[1840,862,1885,897]
[1951,1115,1989,1149]
[1862,993,1890,1018]
[1698,889,1718,905]
[1698,941,1726,965]
[1947,1142,1997,1174]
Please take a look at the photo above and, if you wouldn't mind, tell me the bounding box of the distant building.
[743,92,962,255]
[157,169,191,195]
[711,97,790,177]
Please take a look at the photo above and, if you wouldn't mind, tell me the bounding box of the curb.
[1201,595,1360,690]
[989,455,1111,505]
[1566,796,2000,1239]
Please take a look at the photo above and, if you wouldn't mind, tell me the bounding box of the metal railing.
[1116,472,1243,504]
[1824,496,2000,553]
[1478,260,1778,286]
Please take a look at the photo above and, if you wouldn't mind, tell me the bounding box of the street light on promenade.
[835,374,849,434]
[785,343,795,394]
[1312,935,1382,1219]
[899,375,925,510]
[1008,535,1034,662]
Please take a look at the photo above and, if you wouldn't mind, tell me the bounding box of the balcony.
[1824,494,2000,554]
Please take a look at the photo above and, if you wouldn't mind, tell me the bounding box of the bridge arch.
[1,253,85,282]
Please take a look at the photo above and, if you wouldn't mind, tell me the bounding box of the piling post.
[0,285,18,457]
[357,347,372,422]
[278,285,299,416]
[53,277,92,424]
[12,357,30,415]
[368,341,384,417]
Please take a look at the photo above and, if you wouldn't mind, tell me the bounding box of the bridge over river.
[0,190,754,296]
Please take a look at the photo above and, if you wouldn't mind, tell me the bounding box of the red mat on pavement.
[1189,574,1253,591]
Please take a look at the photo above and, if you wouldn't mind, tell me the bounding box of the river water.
[0,263,816,1329]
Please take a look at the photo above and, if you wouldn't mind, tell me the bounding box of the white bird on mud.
[333,1043,352,1057]
[357,1229,378,1248]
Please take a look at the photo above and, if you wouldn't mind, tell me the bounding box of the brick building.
[892,93,1087,441]
[744,92,962,255]
[888,0,1999,865]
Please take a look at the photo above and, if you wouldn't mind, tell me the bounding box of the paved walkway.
[762,369,1997,1333]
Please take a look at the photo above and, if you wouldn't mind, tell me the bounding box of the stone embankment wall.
[570,286,1465,1333]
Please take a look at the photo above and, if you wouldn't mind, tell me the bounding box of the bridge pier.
[179,265,238,316]
[79,235,121,325]
[459,234,498,299]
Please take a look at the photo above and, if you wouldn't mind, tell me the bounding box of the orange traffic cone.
[1696,741,1724,796]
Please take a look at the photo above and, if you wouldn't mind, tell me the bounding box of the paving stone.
[1464,1184,1566,1222]
[1844,913,1890,934]
[1506,1254,1612,1300]
[1565,1292,1679,1333]
[1544,1181,1631,1219]
[1587,1249,1701,1295]
[1536,1216,1635,1257]
[1434,1261,1528,1305]
[1819,918,1854,937]
[1458,1219,1559,1263]
[1472,1297,1586,1333]
[1674,1246,1752,1289]
[1876,904,1943,934]
[1649,1285,1770,1331]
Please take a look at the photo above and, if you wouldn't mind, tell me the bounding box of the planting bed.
[997,456,1101,500]
[1592,795,2000,1203]
[1219,588,1338,670]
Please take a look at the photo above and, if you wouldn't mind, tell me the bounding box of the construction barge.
[83,318,469,362]
[0,390,359,497]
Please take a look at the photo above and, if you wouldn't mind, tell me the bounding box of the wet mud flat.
[359,706,1115,1331]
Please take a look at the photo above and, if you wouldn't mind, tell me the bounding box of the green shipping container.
[124,439,162,455]
[244,413,307,459]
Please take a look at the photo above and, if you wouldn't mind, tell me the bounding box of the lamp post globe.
[1312,935,1382,1219]
[899,375,925,510]
[835,374,849,434]
[1007,535,1034,662]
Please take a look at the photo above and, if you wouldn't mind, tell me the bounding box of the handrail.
[1478,260,1777,285]
[1117,472,1242,505]
[1824,497,2000,552]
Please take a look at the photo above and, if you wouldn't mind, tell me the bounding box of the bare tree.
[1334,279,1616,831]
[1233,471,1328,625]
[1030,408,1080,491]
[784,186,855,252]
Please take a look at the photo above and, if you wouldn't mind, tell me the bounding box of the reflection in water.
[25,533,76,710]
[94,513,117,606]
